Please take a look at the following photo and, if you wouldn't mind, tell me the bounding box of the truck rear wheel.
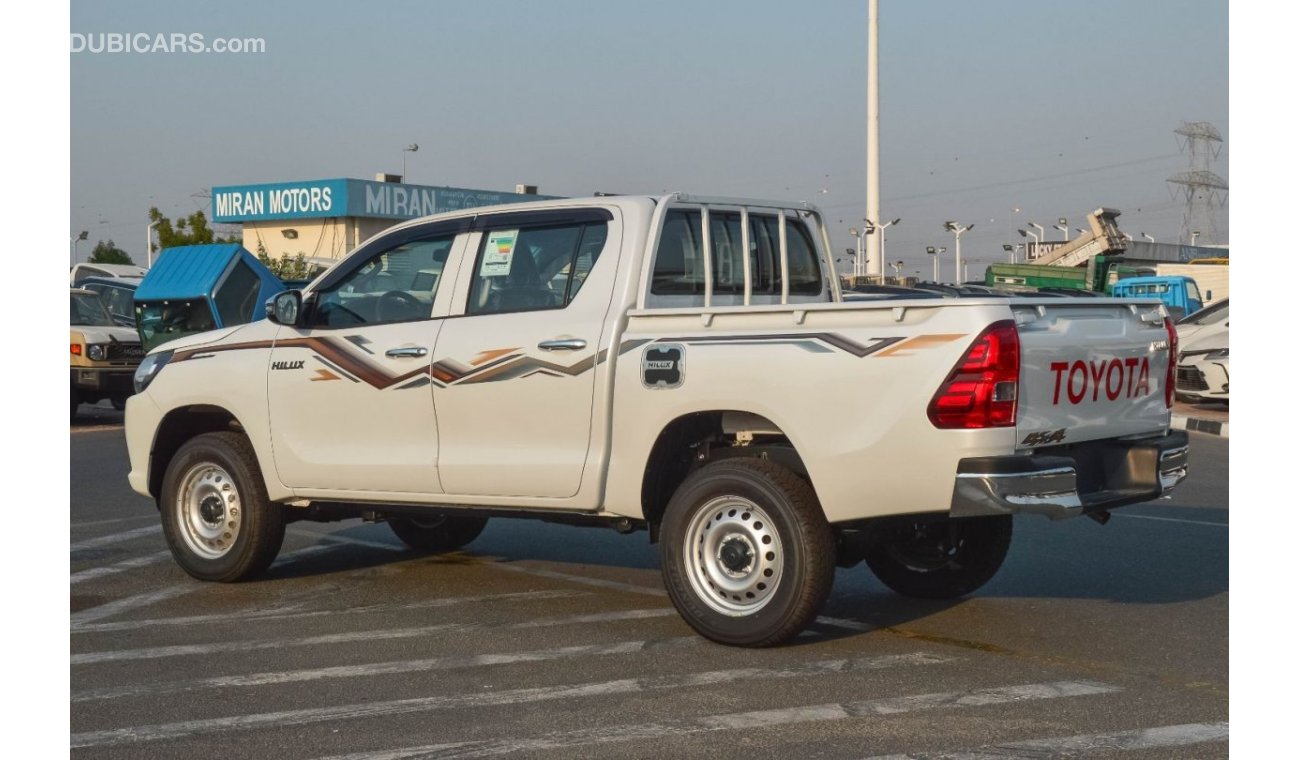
[660,458,835,647]
[864,515,1012,600]
[160,431,285,582]
[387,516,488,552]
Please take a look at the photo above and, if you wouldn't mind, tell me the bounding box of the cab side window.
[312,236,454,327]
[467,222,608,316]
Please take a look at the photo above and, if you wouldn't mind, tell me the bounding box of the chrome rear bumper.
[950,431,1189,521]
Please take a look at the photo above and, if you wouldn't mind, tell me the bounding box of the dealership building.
[211,176,557,261]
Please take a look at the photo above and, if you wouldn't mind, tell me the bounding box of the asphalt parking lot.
[70,417,1228,758]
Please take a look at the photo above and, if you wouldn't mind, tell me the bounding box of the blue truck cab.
[1109,275,1204,320]
[134,244,287,352]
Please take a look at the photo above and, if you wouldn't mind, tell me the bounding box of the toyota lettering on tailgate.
[1049,358,1151,405]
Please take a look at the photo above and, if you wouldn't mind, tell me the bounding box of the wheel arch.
[148,404,252,502]
[638,409,812,537]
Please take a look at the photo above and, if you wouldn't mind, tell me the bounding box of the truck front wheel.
[387,516,488,552]
[660,458,835,647]
[160,432,286,582]
[864,515,1012,600]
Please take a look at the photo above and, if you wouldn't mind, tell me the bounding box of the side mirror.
[266,290,303,326]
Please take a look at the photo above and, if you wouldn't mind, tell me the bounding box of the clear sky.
[71,0,1228,275]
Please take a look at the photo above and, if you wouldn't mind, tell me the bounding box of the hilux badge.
[642,344,684,389]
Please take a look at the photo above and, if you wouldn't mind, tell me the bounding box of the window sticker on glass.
[480,230,519,277]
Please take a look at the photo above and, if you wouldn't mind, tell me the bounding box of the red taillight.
[928,320,1020,429]
[1164,316,1178,408]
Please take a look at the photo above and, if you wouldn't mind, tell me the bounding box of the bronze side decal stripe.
[872,333,967,357]
[651,333,906,358]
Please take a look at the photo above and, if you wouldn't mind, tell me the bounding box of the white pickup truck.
[126,194,1188,647]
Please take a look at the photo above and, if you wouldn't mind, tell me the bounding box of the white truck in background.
[126,194,1189,647]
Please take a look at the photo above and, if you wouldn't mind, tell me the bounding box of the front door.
[432,209,621,500]
[268,230,465,495]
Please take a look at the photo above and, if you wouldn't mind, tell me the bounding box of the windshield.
[71,292,115,326]
[1178,298,1228,325]
[135,299,217,353]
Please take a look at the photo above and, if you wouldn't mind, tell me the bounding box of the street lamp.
[943,221,973,283]
[1017,228,1040,260]
[401,143,419,182]
[1002,243,1015,263]
[1027,221,1045,250]
[1141,232,1155,243]
[1056,217,1069,241]
[146,220,160,267]
[1190,230,1201,246]
[866,217,901,270]
[70,230,88,265]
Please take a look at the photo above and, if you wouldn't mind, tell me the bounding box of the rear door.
[431,208,621,500]
[1013,299,1172,448]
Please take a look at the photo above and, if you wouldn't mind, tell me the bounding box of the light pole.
[866,217,901,271]
[848,227,864,278]
[1027,222,1045,252]
[401,143,419,182]
[1056,217,1069,241]
[1141,232,1155,243]
[70,230,88,265]
[146,220,160,267]
[1002,243,1015,263]
[1018,228,1040,260]
[1190,230,1201,246]
[865,0,882,276]
[943,221,973,283]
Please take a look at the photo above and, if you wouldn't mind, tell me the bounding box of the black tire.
[111,396,128,411]
[388,515,488,552]
[660,457,835,647]
[160,431,286,582]
[864,515,1012,600]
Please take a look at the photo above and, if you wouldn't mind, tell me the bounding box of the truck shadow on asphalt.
[258,513,1227,633]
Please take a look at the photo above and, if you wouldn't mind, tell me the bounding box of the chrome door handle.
[385,346,428,358]
[538,339,587,351]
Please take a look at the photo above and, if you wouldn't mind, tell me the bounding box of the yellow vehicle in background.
[70,288,144,420]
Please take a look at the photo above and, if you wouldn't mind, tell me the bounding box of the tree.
[89,240,134,265]
[255,243,316,280]
[147,207,238,258]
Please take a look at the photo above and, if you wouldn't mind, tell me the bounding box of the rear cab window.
[647,203,828,307]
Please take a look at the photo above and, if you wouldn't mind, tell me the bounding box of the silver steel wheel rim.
[683,496,783,616]
[175,462,242,560]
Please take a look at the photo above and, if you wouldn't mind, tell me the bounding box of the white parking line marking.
[485,561,888,639]
[69,654,959,748]
[70,524,162,552]
[861,721,1229,759]
[486,561,668,597]
[1112,513,1227,528]
[71,515,155,530]
[71,589,587,635]
[71,608,677,665]
[67,533,399,588]
[73,636,701,702]
[70,551,172,585]
[70,586,195,627]
[291,680,1115,760]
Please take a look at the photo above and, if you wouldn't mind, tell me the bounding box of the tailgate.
[1013,299,1171,449]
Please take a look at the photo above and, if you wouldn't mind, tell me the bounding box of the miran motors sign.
[212,179,555,223]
